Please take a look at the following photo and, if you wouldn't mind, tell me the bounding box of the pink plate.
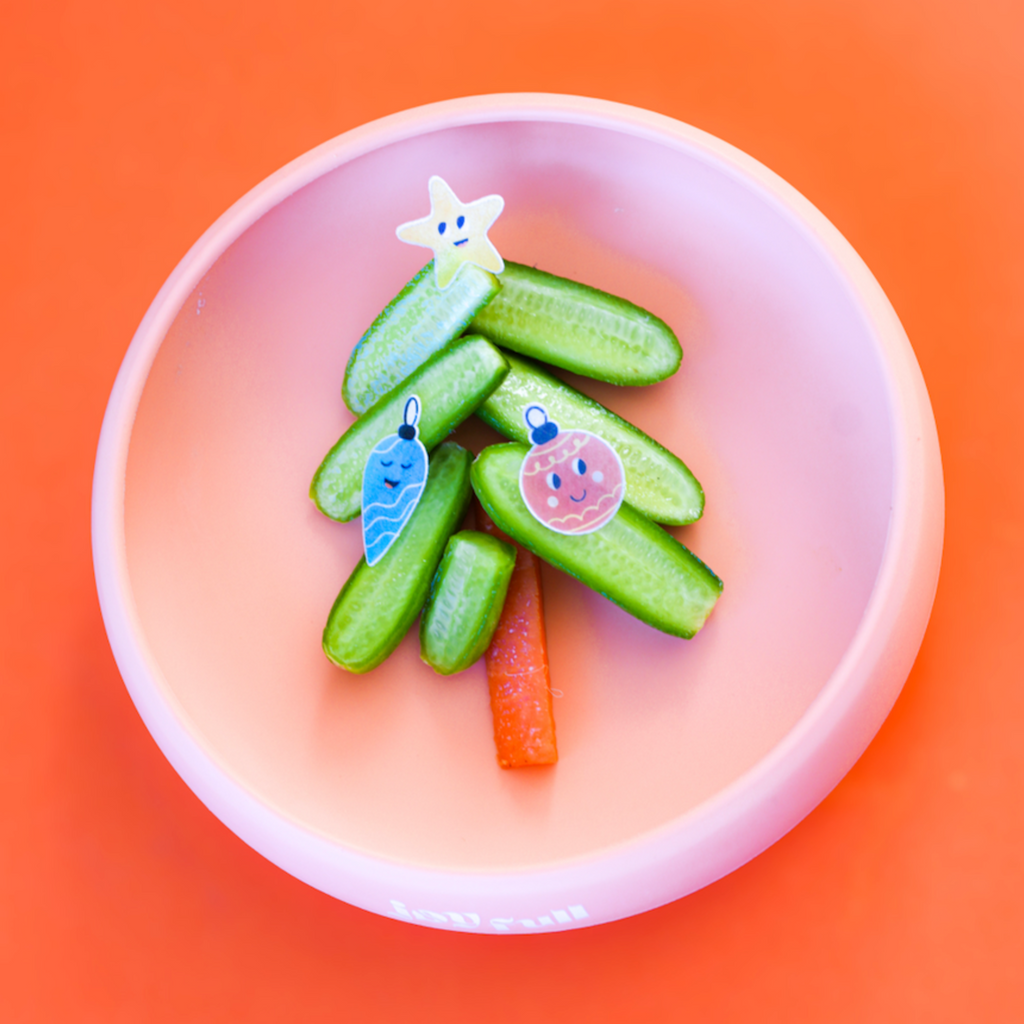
[92,94,943,932]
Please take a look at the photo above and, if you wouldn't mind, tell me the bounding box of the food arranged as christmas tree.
[310,176,722,767]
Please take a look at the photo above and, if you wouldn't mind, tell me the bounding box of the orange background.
[2,1,1022,1020]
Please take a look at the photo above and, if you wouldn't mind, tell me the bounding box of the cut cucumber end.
[420,530,516,676]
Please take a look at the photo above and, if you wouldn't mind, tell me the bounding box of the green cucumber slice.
[311,336,507,522]
[323,443,473,673]
[476,351,704,525]
[420,530,516,675]
[468,261,681,385]
[343,260,501,415]
[471,443,721,638]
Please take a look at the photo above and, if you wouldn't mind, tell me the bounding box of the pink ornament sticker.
[518,406,625,535]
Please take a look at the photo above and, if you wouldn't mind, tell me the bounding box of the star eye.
[438,221,447,235]
[546,472,561,490]
[572,458,587,476]
[456,215,465,229]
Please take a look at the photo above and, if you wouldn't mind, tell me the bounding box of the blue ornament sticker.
[361,395,429,566]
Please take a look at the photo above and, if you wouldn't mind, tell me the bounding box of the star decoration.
[396,176,505,289]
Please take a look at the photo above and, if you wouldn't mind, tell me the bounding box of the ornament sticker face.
[361,396,429,566]
[395,175,504,290]
[519,406,625,535]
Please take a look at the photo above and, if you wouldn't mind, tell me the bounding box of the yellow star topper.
[396,176,505,289]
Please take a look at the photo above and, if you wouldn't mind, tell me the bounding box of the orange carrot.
[478,507,558,768]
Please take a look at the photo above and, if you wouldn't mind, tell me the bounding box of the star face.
[395,176,505,289]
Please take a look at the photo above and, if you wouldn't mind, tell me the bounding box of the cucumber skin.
[322,443,473,674]
[311,336,508,522]
[468,261,682,386]
[476,351,704,526]
[343,260,501,415]
[420,531,516,676]
[471,444,722,639]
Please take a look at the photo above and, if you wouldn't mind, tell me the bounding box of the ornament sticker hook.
[518,405,625,535]
[361,395,429,565]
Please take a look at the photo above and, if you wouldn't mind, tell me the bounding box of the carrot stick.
[478,507,558,768]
